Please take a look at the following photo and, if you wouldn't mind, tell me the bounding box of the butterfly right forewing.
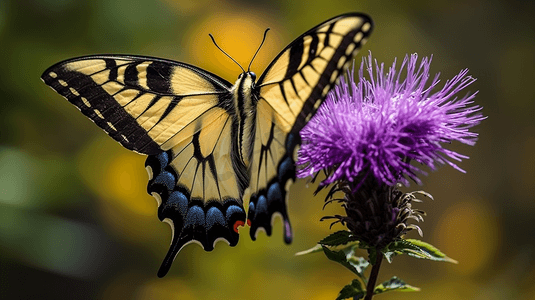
[247,13,373,243]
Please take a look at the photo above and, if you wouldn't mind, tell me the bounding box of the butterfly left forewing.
[41,55,233,154]
[43,55,250,277]
[248,13,373,241]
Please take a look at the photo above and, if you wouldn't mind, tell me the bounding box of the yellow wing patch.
[257,14,372,132]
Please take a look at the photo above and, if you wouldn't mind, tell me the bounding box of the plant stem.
[364,252,383,300]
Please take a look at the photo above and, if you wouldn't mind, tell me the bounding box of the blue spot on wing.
[185,206,205,227]
[153,171,176,192]
[167,191,188,218]
[226,205,246,222]
[256,195,268,215]
[278,157,294,182]
[267,182,282,204]
[206,207,226,229]
[155,152,169,172]
[145,151,170,173]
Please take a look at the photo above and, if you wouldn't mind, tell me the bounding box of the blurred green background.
[1,0,534,299]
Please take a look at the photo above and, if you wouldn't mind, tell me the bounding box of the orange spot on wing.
[233,219,252,233]
[233,221,245,233]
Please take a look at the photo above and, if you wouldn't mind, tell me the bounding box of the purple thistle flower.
[297,52,485,187]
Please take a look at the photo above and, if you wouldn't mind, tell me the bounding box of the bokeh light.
[433,200,500,276]
[184,9,283,80]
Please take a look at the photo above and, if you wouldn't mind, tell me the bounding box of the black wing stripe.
[284,40,304,80]
[278,82,289,105]
[306,34,319,65]
[124,62,140,87]
[135,95,162,121]
[106,59,118,81]
[146,61,173,93]
[157,96,182,123]
[323,22,335,47]
[288,78,300,102]
[41,67,161,155]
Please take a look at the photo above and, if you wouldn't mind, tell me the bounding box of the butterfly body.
[41,12,373,277]
[231,71,257,167]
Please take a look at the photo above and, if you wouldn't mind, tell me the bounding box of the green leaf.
[296,239,359,257]
[319,230,353,246]
[322,246,361,275]
[405,239,458,263]
[295,244,323,256]
[318,245,369,280]
[374,276,420,294]
[336,279,365,300]
[383,250,396,263]
[347,255,369,275]
[385,239,458,263]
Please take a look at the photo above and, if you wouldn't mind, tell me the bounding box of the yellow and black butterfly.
[41,12,373,277]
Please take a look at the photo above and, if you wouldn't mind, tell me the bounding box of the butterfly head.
[236,71,257,90]
[209,28,267,89]
[238,71,256,80]
[237,71,256,82]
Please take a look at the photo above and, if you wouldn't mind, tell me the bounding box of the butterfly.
[41,12,373,277]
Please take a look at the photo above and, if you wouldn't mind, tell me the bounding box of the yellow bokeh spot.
[433,199,501,276]
[183,10,283,80]
[103,152,153,217]
[76,136,162,244]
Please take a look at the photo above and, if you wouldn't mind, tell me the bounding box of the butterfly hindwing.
[247,99,299,243]
[247,13,373,241]
[145,97,250,277]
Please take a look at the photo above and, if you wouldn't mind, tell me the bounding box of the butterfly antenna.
[248,28,270,72]
[209,33,245,73]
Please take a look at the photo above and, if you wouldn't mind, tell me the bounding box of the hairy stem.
[364,252,383,300]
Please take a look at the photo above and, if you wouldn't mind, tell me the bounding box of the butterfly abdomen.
[232,72,258,168]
